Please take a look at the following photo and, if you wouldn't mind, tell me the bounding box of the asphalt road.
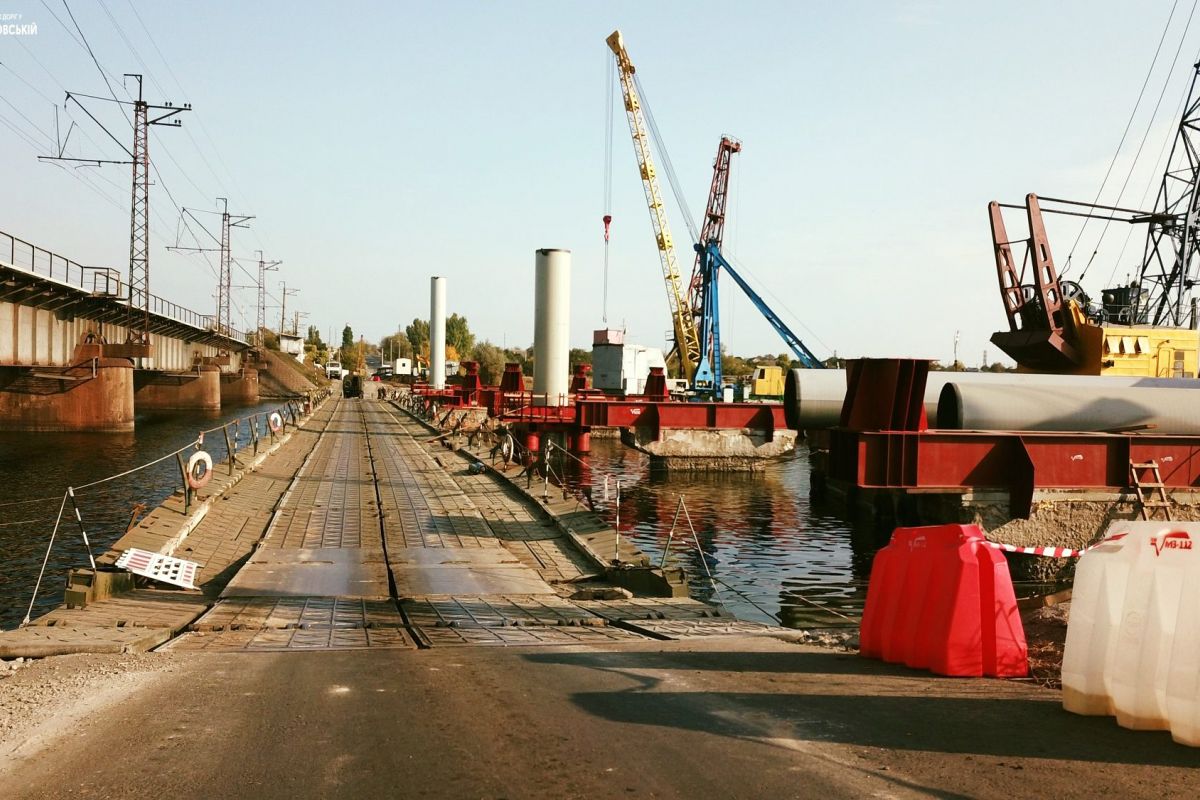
[2,636,1195,800]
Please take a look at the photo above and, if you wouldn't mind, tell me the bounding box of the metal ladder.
[1129,460,1173,521]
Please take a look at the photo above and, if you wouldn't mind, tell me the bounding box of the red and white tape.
[984,532,1127,559]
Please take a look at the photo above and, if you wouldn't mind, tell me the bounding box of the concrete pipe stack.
[936,381,1200,434]
[784,367,1200,433]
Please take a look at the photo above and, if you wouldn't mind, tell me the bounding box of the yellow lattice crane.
[606,29,702,382]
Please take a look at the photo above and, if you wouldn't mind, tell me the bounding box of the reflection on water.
[550,439,881,628]
[0,401,287,629]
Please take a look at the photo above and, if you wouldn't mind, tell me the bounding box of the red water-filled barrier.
[860,524,1028,678]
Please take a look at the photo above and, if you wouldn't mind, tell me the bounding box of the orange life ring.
[186,451,213,489]
[268,411,283,433]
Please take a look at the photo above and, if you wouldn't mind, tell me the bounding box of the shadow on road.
[524,648,1200,768]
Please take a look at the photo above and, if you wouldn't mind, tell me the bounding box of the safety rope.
[21,491,68,627]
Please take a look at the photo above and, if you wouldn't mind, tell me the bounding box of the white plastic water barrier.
[1061,521,1200,745]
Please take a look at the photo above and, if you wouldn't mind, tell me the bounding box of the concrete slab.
[388,547,554,596]
[221,547,391,599]
[0,625,171,657]
[31,590,208,631]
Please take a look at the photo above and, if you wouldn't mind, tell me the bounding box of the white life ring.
[500,434,515,465]
[268,411,283,433]
[187,450,213,489]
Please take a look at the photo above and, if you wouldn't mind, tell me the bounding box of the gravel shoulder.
[0,652,179,773]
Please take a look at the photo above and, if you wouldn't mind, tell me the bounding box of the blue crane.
[691,241,823,395]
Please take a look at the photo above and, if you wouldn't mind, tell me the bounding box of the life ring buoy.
[499,434,515,465]
[187,450,213,489]
[268,411,283,433]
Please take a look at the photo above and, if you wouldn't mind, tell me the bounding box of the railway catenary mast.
[606,30,702,382]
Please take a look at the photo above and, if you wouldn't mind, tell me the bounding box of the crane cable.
[603,55,614,325]
[1063,0,1181,279]
[634,74,700,245]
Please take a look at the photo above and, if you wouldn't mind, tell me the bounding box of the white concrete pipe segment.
[784,367,1200,431]
[533,248,571,407]
[936,382,1200,434]
[430,276,447,391]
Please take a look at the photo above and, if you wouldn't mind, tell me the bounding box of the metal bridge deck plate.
[165,596,414,651]
[576,598,731,621]
[162,625,412,652]
[401,594,650,647]
[189,597,404,631]
[618,618,780,640]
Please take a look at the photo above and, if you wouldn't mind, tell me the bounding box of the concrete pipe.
[533,248,571,407]
[430,277,447,391]
[783,369,852,430]
[784,367,1200,431]
[937,382,1200,434]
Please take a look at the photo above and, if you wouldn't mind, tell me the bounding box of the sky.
[0,1,1196,366]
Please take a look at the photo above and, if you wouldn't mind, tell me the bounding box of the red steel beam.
[830,428,1200,518]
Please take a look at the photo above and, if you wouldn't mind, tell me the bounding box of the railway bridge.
[0,230,258,431]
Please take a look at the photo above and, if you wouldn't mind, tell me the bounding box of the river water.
[550,438,877,628]
[0,400,290,629]
[0,404,882,633]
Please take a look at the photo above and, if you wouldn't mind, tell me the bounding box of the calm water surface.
[1,408,888,632]
[0,401,290,628]
[551,438,880,628]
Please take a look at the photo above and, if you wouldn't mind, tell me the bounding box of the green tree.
[405,318,430,359]
[446,313,474,357]
[472,341,506,384]
[341,325,354,356]
[569,347,592,366]
[380,332,413,360]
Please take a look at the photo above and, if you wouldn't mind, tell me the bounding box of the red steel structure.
[826,358,1200,518]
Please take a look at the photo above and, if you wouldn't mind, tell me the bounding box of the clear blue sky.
[0,1,1193,365]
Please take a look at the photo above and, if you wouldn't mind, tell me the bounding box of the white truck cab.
[325,361,343,380]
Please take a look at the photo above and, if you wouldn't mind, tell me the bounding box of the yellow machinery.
[989,195,1200,378]
[606,30,702,382]
[750,365,786,398]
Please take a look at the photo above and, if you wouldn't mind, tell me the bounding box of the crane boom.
[689,137,742,323]
[606,29,702,381]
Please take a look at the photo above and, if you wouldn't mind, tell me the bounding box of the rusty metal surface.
[190,597,403,631]
[221,547,391,599]
[163,625,412,652]
[618,617,780,640]
[388,547,554,596]
[402,594,649,647]
[577,597,730,621]
[166,595,413,651]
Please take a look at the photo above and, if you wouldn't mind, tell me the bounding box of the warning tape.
[984,533,1127,559]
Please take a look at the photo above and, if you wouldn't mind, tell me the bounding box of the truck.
[325,361,344,380]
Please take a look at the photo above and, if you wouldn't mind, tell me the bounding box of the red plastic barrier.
[860,524,1028,678]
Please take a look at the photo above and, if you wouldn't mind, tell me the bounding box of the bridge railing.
[1,228,246,343]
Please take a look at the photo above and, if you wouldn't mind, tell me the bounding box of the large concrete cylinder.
[783,367,1200,431]
[937,382,1200,434]
[430,276,447,391]
[533,248,571,406]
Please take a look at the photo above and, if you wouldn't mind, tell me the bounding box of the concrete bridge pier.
[0,357,134,432]
[134,365,221,411]
[219,367,260,406]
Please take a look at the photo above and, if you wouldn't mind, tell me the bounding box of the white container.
[1062,521,1200,743]
[1061,532,1136,716]
[1168,574,1200,744]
